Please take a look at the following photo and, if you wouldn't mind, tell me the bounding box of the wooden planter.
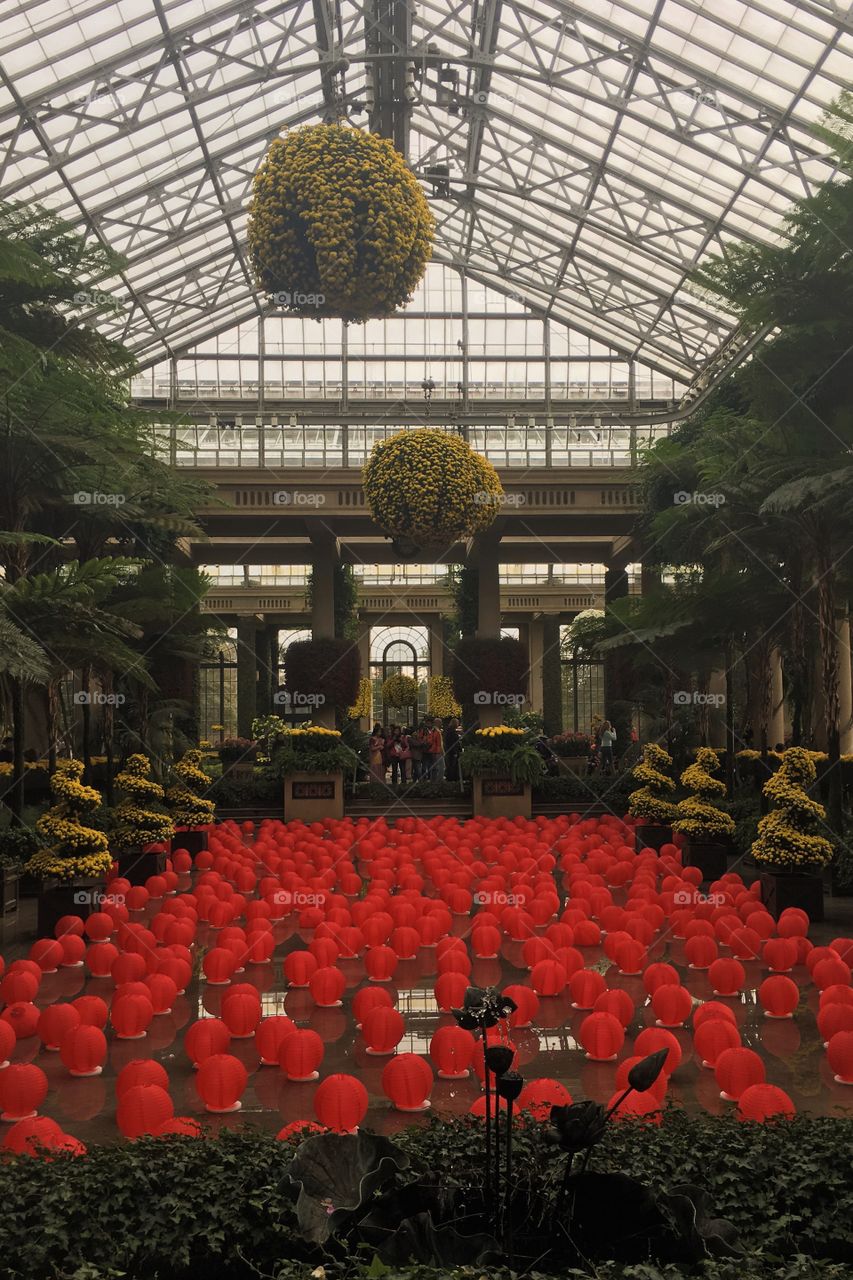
[284,772,344,822]
[37,876,104,938]
[556,757,588,776]
[116,848,168,886]
[760,870,825,922]
[635,824,674,851]
[171,828,210,858]
[0,866,20,915]
[472,776,531,820]
[684,841,729,882]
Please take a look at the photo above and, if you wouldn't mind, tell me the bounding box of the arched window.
[199,628,238,742]
[369,625,430,725]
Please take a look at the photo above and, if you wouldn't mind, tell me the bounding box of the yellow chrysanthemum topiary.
[248,123,434,321]
[26,760,113,881]
[674,746,735,841]
[629,743,678,825]
[428,675,461,719]
[364,429,503,555]
[167,749,216,829]
[752,746,834,872]
[382,672,419,709]
[112,754,175,852]
[348,678,373,720]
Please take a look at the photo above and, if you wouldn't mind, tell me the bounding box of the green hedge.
[0,1113,850,1280]
[532,773,634,806]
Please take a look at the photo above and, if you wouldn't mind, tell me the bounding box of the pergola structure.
[1,0,847,733]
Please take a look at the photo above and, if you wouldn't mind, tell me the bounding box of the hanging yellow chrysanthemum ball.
[363,428,503,556]
[248,123,434,321]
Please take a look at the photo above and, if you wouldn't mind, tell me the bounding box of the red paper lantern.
[693,1001,738,1031]
[812,957,852,991]
[255,1016,296,1065]
[0,1021,15,1067]
[84,913,114,942]
[60,1025,107,1077]
[817,1002,853,1045]
[518,1078,572,1120]
[607,1089,661,1123]
[309,966,346,1008]
[117,1084,174,1137]
[280,1028,324,1081]
[221,993,262,1039]
[353,986,394,1026]
[86,942,118,977]
[111,952,147,985]
[0,1064,49,1121]
[429,1025,476,1079]
[71,995,109,1028]
[569,969,607,1010]
[694,1017,741,1067]
[684,936,718,970]
[363,1006,405,1055]
[531,959,567,996]
[593,989,634,1028]
[615,1056,667,1103]
[111,993,154,1040]
[434,972,468,1012]
[652,985,693,1028]
[2,1116,64,1155]
[708,957,746,997]
[365,946,398,982]
[155,1116,203,1137]
[503,984,540,1028]
[715,1046,765,1100]
[472,926,502,959]
[54,915,85,939]
[827,1029,853,1084]
[381,1053,433,1111]
[579,1011,624,1061]
[116,1059,171,1096]
[615,938,646,975]
[195,1053,248,1113]
[202,947,238,986]
[643,963,680,996]
[762,937,799,973]
[777,907,809,937]
[184,1017,231,1066]
[29,939,64,973]
[634,1027,681,1075]
[389,926,420,959]
[758,976,799,1019]
[283,950,317,988]
[436,949,472,977]
[1,970,39,1004]
[37,1003,81,1050]
[314,1073,369,1132]
[1,1002,40,1039]
[737,1083,795,1121]
[143,973,178,1015]
[60,934,87,967]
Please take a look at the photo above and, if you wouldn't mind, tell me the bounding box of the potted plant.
[460,725,543,819]
[218,737,258,780]
[549,731,592,776]
[753,746,832,920]
[111,754,175,885]
[427,675,461,720]
[629,743,677,850]
[0,826,35,915]
[274,725,351,822]
[167,749,216,856]
[24,760,114,935]
[674,747,735,880]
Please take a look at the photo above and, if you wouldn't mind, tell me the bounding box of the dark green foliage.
[451,636,529,704]
[283,637,361,710]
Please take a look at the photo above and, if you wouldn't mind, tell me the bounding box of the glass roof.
[0,0,848,380]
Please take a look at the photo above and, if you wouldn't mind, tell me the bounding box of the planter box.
[472,776,531,820]
[556,757,588,776]
[760,870,825,922]
[116,849,168,885]
[171,828,210,858]
[284,772,344,823]
[635,824,673,852]
[0,867,19,915]
[37,876,104,937]
[684,841,729,881]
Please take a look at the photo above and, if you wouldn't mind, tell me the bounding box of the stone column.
[429,616,444,677]
[767,647,786,750]
[604,561,631,741]
[542,617,563,736]
[708,667,727,749]
[236,616,258,738]
[475,535,502,726]
[310,535,338,727]
[838,617,853,754]
[528,618,545,718]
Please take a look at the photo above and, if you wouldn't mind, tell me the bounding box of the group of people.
[368,718,461,786]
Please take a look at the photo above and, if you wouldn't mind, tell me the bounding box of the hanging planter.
[381,672,419,712]
[248,123,434,321]
[364,429,503,557]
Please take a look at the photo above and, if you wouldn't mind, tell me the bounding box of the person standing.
[409,722,424,780]
[368,724,386,783]
[444,716,461,783]
[428,718,444,781]
[599,720,617,775]
[388,725,404,786]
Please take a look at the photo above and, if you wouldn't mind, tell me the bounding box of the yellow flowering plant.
[674,747,735,841]
[248,123,434,321]
[167,749,216,828]
[363,429,503,556]
[348,678,373,720]
[25,759,113,881]
[111,754,175,852]
[628,743,678,824]
[428,675,461,719]
[752,746,834,872]
[381,672,419,709]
